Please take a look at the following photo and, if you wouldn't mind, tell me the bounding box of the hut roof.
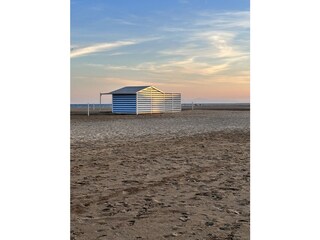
[109,86,150,94]
[108,85,167,95]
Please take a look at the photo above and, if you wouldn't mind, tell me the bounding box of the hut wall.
[137,87,165,114]
[137,87,181,114]
[112,94,136,114]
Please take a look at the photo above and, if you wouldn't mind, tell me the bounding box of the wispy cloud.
[71,36,161,58]
[86,26,248,77]
[108,51,130,56]
[71,8,250,102]
[70,40,137,58]
[94,57,230,76]
[191,31,249,58]
[112,18,139,26]
[195,11,250,29]
[152,11,250,79]
[98,17,140,26]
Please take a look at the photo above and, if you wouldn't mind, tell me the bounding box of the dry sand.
[71,110,250,240]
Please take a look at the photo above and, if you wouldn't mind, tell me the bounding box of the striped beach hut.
[100,86,181,114]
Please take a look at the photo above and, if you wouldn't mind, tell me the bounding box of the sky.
[71,0,250,103]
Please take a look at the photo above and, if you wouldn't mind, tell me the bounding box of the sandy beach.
[71,110,250,239]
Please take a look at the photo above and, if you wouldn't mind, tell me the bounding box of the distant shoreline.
[70,103,250,115]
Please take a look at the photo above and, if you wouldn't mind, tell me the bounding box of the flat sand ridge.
[71,110,250,144]
[71,110,250,240]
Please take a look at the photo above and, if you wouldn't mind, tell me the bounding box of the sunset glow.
[71,0,250,103]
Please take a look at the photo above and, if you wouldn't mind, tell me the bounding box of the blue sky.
[71,0,250,103]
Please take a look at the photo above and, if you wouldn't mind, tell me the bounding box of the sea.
[71,104,112,109]
[70,103,250,110]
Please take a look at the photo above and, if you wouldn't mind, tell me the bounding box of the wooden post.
[136,92,138,115]
[171,93,173,113]
[88,103,90,116]
[150,87,152,114]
